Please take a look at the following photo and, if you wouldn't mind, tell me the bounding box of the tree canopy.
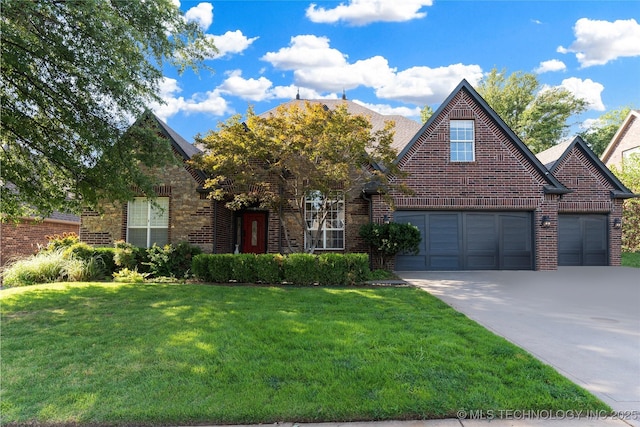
[1,0,215,220]
[193,101,406,253]
[579,106,633,157]
[476,68,588,153]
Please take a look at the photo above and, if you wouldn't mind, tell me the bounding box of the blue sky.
[154,0,640,142]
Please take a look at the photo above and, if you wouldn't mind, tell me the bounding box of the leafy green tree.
[579,107,633,157]
[359,222,421,269]
[420,105,434,124]
[611,155,640,252]
[194,101,408,253]
[1,0,215,220]
[477,68,588,153]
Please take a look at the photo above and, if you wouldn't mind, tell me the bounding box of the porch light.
[540,215,551,228]
[613,218,622,229]
[383,215,390,224]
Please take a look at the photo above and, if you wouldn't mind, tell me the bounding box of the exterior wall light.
[613,218,622,229]
[383,214,390,224]
[540,215,551,228]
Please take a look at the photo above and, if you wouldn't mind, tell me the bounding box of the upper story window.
[305,191,345,250]
[450,120,475,162]
[127,197,169,248]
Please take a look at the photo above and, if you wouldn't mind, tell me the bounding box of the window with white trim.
[305,191,345,250]
[127,197,169,248]
[450,120,475,162]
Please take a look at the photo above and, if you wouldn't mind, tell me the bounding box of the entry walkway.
[398,267,640,426]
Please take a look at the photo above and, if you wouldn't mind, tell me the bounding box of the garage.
[558,214,608,266]
[395,211,534,271]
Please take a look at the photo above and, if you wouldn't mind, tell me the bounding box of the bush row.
[192,253,370,286]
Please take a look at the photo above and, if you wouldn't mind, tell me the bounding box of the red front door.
[241,212,267,254]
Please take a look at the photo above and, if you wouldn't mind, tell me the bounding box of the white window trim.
[450,120,475,162]
[126,197,169,248]
[304,191,345,250]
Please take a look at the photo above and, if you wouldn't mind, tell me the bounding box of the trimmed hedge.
[192,253,369,286]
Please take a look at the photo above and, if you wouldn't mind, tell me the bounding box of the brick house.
[1,212,80,268]
[600,110,640,169]
[80,80,634,270]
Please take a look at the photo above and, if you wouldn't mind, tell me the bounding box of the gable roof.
[259,98,422,154]
[537,136,635,199]
[150,113,202,161]
[397,79,569,194]
[600,110,640,165]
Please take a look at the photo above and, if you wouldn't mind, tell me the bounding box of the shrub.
[207,254,235,283]
[2,250,67,287]
[145,242,202,279]
[344,253,370,284]
[94,247,117,275]
[39,232,80,254]
[318,253,348,286]
[113,241,149,272]
[113,268,148,283]
[231,254,257,283]
[254,254,283,284]
[283,253,318,285]
[359,222,421,269]
[192,254,211,281]
[63,242,95,261]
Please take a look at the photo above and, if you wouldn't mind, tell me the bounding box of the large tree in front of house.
[1,0,216,221]
[477,68,588,153]
[194,101,406,253]
[579,106,633,157]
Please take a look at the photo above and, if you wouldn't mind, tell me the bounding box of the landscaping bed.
[1,282,609,426]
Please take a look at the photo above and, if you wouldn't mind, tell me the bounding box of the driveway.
[397,267,640,423]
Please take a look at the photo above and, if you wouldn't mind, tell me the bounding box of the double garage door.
[395,211,533,271]
[395,211,609,270]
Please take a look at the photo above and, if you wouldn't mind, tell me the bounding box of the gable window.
[450,120,475,162]
[305,191,345,250]
[127,197,169,248]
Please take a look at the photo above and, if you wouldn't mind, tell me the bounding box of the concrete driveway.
[397,267,640,423]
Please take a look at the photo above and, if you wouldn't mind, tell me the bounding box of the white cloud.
[535,59,566,74]
[375,64,484,104]
[353,100,422,118]
[207,31,259,59]
[151,77,231,121]
[185,2,213,31]
[262,35,347,69]
[218,70,274,101]
[557,18,640,67]
[262,35,482,105]
[558,77,605,111]
[306,0,433,26]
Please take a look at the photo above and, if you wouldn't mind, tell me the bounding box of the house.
[1,212,80,268]
[80,80,634,271]
[600,110,640,169]
[536,136,633,266]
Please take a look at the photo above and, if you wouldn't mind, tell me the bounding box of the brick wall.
[379,87,557,270]
[603,114,640,169]
[1,219,80,267]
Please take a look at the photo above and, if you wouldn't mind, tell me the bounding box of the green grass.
[622,251,640,268]
[0,283,609,425]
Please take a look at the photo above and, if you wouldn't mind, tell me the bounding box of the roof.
[539,136,634,198]
[397,79,569,194]
[600,110,640,164]
[151,113,202,160]
[259,98,422,154]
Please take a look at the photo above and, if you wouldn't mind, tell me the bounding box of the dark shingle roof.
[152,114,202,160]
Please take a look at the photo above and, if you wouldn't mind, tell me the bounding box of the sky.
[153,0,640,142]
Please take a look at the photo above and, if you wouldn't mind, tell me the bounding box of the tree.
[476,68,588,153]
[193,101,407,253]
[611,155,640,252]
[579,106,633,157]
[420,105,434,124]
[1,0,215,220]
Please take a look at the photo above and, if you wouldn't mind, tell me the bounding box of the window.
[305,191,345,250]
[127,197,169,247]
[450,120,475,162]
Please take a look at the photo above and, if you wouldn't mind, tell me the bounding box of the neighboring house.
[80,80,634,270]
[601,110,640,169]
[536,136,633,266]
[1,212,80,268]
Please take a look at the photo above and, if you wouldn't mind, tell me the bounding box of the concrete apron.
[397,267,640,426]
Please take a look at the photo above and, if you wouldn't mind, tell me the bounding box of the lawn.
[622,251,640,268]
[0,282,609,426]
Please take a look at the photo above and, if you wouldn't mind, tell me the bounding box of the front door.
[241,212,267,254]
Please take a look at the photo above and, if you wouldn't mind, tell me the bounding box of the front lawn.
[1,283,609,425]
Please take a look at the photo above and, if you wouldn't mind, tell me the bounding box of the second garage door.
[558,214,608,266]
[395,211,534,271]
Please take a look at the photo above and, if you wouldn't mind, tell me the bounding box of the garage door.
[558,215,608,266]
[395,211,533,271]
